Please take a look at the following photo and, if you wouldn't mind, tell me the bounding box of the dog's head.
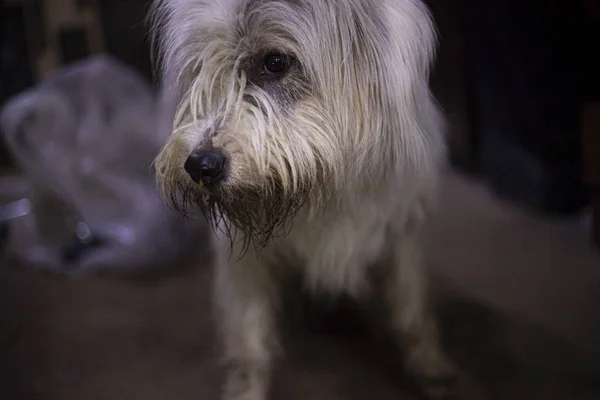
[150,0,440,250]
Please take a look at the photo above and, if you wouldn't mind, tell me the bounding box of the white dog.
[150,0,464,398]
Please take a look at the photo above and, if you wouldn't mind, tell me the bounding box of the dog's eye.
[263,54,289,76]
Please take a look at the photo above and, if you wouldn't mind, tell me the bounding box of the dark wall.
[0,3,33,171]
[427,0,598,215]
[98,0,154,84]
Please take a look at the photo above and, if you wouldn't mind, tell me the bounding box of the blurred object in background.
[464,0,586,215]
[0,55,203,275]
[1,0,154,172]
[19,0,153,85]
[21,0,105,81]
[425,0,600,246]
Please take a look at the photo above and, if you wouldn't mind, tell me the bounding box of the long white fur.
[149,1,462,399]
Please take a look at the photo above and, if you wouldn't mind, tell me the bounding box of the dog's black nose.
[184,149,226,185]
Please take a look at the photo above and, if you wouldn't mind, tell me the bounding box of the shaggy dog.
[150,0,466,398]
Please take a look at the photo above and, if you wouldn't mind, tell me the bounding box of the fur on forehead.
[151,0,442,251]
[150,0,437,95]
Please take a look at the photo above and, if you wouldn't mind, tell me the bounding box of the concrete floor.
[1,171,599,400]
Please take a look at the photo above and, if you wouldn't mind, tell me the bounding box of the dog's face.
[151,0,438,249]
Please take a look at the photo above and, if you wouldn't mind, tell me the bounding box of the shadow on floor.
[1,252,599,400]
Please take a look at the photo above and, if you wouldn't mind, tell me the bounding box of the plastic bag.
[0,55,203,274]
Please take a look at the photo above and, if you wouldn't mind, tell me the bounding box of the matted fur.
[150,0,470,399]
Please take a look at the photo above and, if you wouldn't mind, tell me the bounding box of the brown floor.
[1,172,599,400]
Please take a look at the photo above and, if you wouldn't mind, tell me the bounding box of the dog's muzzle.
[184,149,227,186]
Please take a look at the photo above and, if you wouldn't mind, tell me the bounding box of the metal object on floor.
[0,56,204,274]
[0,198,31,254]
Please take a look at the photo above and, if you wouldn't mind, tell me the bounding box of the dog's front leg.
[383,208,457,399]
[214,248,281,400]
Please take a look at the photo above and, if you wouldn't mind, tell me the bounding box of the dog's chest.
[284,202,392,297]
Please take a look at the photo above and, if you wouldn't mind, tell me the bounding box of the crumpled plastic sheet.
[0,55,204,274]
